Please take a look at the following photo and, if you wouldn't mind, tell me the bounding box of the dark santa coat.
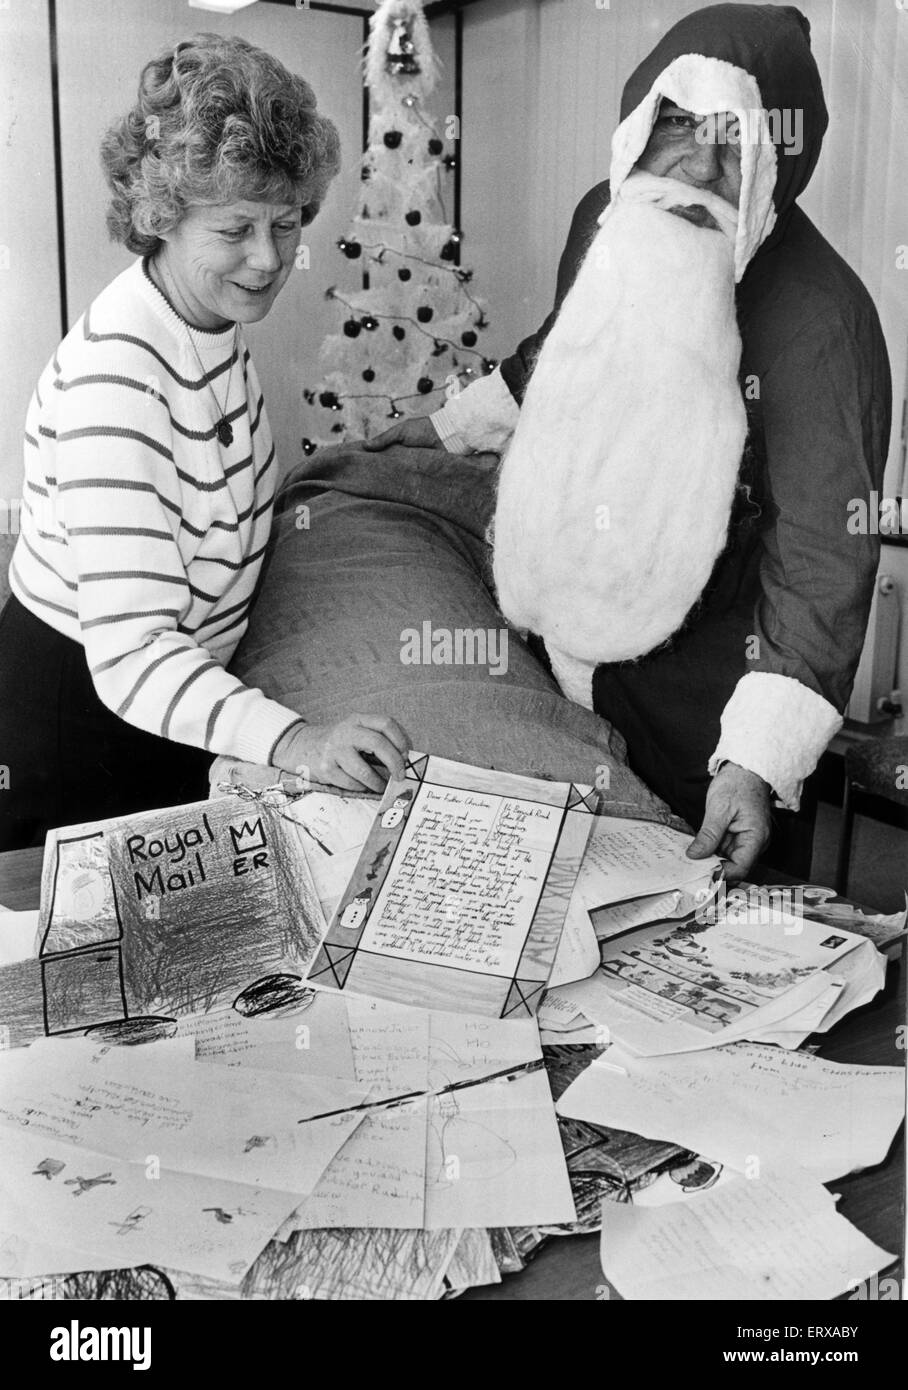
[440,3,891,824]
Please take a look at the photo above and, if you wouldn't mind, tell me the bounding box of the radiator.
[847,572,903,725]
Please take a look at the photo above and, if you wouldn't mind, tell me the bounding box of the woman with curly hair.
[0,34,408,850]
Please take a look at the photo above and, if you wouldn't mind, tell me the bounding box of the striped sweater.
[10,257,303,767]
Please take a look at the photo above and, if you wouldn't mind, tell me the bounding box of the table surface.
[1,845,904,1302]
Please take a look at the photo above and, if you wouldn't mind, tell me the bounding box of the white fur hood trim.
[608,52,778,281]
[709,672,843,811]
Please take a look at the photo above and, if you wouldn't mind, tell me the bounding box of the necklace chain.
[152,254,237,446]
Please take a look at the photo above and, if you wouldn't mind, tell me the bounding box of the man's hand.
[363,417,445,451]
[272,714,409,794]
[686,762,771,883]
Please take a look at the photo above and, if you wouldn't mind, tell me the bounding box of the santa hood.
[491,4,832,690]
[608,3,828,280]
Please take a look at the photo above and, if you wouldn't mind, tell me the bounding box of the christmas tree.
[301,0,495,452]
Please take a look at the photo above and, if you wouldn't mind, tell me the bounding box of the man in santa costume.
[368,3,891,881]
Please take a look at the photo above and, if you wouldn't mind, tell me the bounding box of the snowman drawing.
[380,788,414,830]
[339,888,373,931]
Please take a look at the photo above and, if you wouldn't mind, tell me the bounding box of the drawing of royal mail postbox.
[39,831,129,1036]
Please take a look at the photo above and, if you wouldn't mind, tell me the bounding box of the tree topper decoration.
[387,17,419,75]
[365,0,439,109]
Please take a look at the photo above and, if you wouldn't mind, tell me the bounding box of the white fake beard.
[492,182,746,687]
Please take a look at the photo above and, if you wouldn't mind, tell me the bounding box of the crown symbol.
[229,817,267,855]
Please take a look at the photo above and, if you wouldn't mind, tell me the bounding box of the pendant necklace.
[153,255,237,447]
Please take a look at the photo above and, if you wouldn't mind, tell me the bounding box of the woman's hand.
[363,417,445,451]
[272,714,409,794]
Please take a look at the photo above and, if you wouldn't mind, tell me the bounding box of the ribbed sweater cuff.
[231,699,304,768]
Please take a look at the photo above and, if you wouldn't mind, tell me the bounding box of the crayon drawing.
[0,795,325,1047]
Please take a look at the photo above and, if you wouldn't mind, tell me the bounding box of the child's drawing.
[429,1091,518,1186]
[202,1207,249,1225]
[64,1172,117,1196]
[339,889,372,931]
[32,1158,65,1181]
[42,834,119,953]
[668,1157,723,1193]
[379,789,414,829]
[0,794,327,1048]
[242,1135,276,1154]
[109,1206,152,1236]
[232,974,315,1019]
[366,843,392,881]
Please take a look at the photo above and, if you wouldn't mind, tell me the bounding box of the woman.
[0,34,407,851]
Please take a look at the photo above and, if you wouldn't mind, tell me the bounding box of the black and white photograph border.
[0,0,905,1336]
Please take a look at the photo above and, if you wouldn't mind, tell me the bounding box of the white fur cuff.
[709,672,843,811]
[430,367,520,454]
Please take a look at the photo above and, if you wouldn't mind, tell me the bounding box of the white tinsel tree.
[301,0,495,452]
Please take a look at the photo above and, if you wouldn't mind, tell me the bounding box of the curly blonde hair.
[101,33,341,254]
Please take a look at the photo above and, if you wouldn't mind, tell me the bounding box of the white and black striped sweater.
[10,257,302,766]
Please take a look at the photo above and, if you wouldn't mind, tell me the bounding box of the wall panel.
[0,0,61,502]
[54,0,366,478]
